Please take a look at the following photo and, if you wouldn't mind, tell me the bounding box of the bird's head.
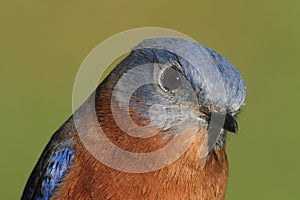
[98,38,245,156]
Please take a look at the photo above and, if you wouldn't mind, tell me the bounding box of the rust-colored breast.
[52,129,228,200]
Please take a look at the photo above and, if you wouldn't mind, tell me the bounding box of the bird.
[21,38,246,200]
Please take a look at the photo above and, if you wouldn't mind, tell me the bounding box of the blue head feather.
[107,38,246,138]
[132,38,246,113]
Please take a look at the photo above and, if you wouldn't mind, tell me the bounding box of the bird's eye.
[160,66,182,92]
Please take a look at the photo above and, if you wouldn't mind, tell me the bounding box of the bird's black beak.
[223,113,238,134]
[199,108,238,134]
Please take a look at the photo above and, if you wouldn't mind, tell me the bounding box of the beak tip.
[223,113,238,134]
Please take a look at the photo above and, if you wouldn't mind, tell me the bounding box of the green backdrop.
[1,1,299,199]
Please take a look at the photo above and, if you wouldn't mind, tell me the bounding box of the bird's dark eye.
[160,66,182,92]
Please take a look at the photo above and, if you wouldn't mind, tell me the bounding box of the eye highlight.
[160,66,182,92]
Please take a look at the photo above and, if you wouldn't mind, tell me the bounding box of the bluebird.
[22,38,246,200]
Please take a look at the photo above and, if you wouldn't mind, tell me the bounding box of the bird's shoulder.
[21,120,76,200]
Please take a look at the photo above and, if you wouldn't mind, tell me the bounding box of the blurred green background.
[1,1,299,199]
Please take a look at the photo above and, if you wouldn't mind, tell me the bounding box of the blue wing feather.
[39,146,74,199]
[22,131,75,200]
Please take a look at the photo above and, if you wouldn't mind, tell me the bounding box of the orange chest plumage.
[52,131,228,200]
